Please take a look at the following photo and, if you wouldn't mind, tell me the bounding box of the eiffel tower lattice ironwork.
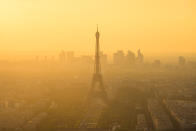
[87,26,108,103]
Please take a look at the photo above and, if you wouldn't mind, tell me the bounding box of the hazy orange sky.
[0,0,196,59]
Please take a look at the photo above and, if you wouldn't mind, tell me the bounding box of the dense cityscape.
[1,0,195,130]
[0,45,196,131]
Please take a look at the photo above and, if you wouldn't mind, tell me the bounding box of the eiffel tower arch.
[89,73,108,102]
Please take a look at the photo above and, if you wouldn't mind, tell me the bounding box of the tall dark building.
[136,49,144,63]
[126,50,136,65]
[88,26,108,103]
[113,50,125,65]
[178,56,186,66]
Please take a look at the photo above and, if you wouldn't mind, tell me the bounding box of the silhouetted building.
[59,50,66,62]
[136,49,144,64]
[125,50,135,65]
[113,50,125,65]
[153,59,161,67]
[178,56,186,66]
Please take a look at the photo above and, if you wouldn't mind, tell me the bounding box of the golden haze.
[0,0,196,60]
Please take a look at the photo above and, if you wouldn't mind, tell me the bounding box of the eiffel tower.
[79,26,108,128]
[87,26,108,103]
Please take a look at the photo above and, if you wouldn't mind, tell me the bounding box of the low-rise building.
[148,99,173,130]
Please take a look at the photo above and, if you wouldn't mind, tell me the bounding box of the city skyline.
[0,0,196,58]
[0,1,196,129]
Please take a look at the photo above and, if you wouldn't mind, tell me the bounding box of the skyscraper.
[113,50,125,65]
[136,49,144,64]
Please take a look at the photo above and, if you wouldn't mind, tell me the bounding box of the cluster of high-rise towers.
[57,49,144,65]
[35,26,145,67]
